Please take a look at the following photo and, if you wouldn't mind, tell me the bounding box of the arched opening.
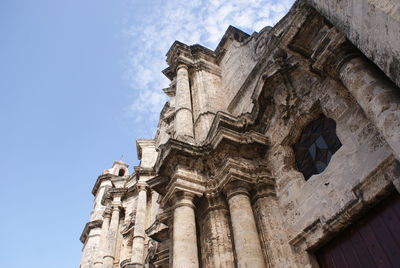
[294,115,342,180]
[118,168,125,176]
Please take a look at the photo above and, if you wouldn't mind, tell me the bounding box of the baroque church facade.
[79,0,400,267]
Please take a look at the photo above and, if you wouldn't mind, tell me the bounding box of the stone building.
[79,0,400,267]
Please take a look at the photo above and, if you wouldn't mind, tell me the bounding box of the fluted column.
[172,191,199,268]
[103,198,121,268]
[338,56,400,160]
[129,183,148,267]
[174,64,194,140]
[224,181,266,268]
[94,207,112,268]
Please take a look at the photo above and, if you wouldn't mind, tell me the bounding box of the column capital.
[111,204,121,212]
[223,180,252,200]
[136,181,149,192]
[332,49,362,77]
[202,192,228,216]
[252,182,276,203]
[176,63,189,71]
[172,191,196,210]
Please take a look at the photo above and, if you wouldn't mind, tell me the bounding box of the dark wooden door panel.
[316,193,400,268]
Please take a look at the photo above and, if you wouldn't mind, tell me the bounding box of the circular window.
[294,115,342,180]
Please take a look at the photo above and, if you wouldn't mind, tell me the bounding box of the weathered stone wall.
[219,38,258,106]
[191,69,224,142]
[80,228,102,268]
[261,67,397,266]
[306,0,400,87]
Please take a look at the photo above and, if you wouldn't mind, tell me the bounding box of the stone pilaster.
[337,55,400,160]
[224,181,266,268]
[172,191,199,268]
[128,183,149,268]
[93,207,112,268]
[174,64,194,141]
[103,198,121,268]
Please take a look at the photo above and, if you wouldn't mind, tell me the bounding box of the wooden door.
[316,193,400,268]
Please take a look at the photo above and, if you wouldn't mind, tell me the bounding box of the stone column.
[224,181,266,268]
[103,199,121,268]
[94,207,112,268]
[252,182,296,267]
[174,64,194,140]
[172,192,199,268]
[338,56,400,160]
[204,194,235,268]
[129,183,148,267]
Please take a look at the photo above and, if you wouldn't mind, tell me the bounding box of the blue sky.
[0,0,293,267]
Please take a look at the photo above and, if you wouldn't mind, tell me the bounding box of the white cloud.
[123,0,295,137]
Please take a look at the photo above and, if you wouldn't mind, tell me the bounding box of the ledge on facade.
[147,175,169,196]
[165,41,215,64]
[149,111,270,204]
[156,114,268,168]
[79,220,102,244]
[162,86,175,97]
[146,220,169,242]
[134,166,156,177]
[161,65,175,81]
[162,26,249,80]
[91,174,114,196]
[163,39,221,81]
[101,187,128,205]
[205,111,269,149]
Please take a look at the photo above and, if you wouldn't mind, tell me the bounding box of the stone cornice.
[209,158,271,193]
[163,42,220,80]
[147,175,169,196]
[161,167,206,206]
[149,110,270,199]
[134,166,157,177]
[79,220,102,244]
[101,187,128,205]
[163,26,250,80]
[205,111,269,148]
[155,112,269,172]
[146,220,169,242]
[215,25,250,63]
[91,174,114,196]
